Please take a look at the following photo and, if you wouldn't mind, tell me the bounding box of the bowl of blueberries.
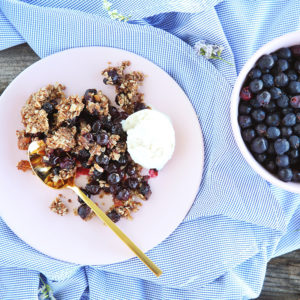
[231,30,300,193]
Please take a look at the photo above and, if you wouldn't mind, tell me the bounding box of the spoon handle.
[70,185,162,277]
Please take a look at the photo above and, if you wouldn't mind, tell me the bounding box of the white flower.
[102,0,130,22]
[102,0,112,11]
[194,40,224,59]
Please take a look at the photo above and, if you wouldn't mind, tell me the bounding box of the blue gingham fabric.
[1,0,300,299]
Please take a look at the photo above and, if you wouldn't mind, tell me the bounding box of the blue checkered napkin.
[1,0,300,299]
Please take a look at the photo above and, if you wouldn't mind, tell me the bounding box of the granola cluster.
[50,195,68,216]
[17,62,155,223]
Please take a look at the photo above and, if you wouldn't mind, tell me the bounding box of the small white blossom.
[102,0,131,22]
[102,0,112,10]
[194,40,224,59]
[194,40,232,66]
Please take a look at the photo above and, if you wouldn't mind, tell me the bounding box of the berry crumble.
[17,61,157,222]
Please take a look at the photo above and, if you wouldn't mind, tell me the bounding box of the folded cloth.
[1,0,300,299]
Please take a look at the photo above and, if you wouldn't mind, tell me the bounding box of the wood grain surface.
[1,43,300,300]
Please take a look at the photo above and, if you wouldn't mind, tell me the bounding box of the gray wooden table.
[1,43,300,299]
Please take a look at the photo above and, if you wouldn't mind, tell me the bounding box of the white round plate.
[0,47,204,265]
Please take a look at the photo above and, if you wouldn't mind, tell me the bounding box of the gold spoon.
[28,140,162,277]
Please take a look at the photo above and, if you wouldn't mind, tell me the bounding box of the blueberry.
[265,160,276,173]
[45,153,60,166]
[289,149,299,159]
[95,154,109,166]
[248,68,262,79]
[109,106,120,119]
[111,123,124,135]
[266,113,280,126]
[106,210,121,223]
[93,169,103,180]
[281,127,293,137]
[290,95,300,108]
[118,155,128,165]
[83,133,94,143]
[116,112,128,121]
[92,120,102,133]
[271,53,278,62]
[59,157,75,170]
[277,47,292,59]
[139,182,152,199]
[289,135,299,149]
[239,103,252,114]
[78,149,90,162]
[293,124,300,135]
[258,55,274,71]
[109,184,122,195]
[276,59,289,72]
[288,81,300,94]
[249,79,263,93]
[255,153,267,163]
[78,204,91,219]
[264,101,277,112]
[242,129,256,142]
[270,87,282,100]
[293,171,300,182]
[296,112,300,123]
[276,155,289,167]
[294,60,300,73]
[84,89,97,103]
[96,132,109,146]
[274,138,290,155]
[251,109,265,122]
[274,73,289,87]
[78,189,91,204]
[276,94,289,108]
[126,178,139,189]
[134,102,147,112]
[238,115,252,128]
[255,124,267,136]
[42,102,55,114]
[256,91,271,106]
[291,45,300,57]
[85,183,100,195]
[107,70,120,84]
[97,118,111,132]
[282,113,296,126]
[250,98,262,108]
[105,163,118,173]
[262,74,274,88]
[267,127,280,139]
[116,189,130,201]
[107,173,121,185]
[286,69,298,81]
[251,137,268,154]
[126,164,136,176]
[278,168,293,182]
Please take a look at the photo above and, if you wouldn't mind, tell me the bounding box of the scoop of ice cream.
[122,109,175,170]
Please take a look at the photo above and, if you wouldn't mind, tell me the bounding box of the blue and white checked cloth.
[1,0,300,299]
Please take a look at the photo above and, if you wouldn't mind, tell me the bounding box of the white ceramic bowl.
[231,30,300,193]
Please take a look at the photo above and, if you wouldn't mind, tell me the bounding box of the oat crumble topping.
[50,196,68,216]
[17,160,32,172]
